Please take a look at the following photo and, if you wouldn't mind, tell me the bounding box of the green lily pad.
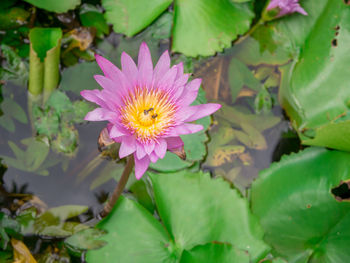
[23,0,80,13]
[172,0,254,57]
[86,171,269,262]
[60,62,101,95]
[277,1,350,151]
[150,171,269,261]
[102,0,172,37]
[86,196,174,263]
[251,147,350,262]
[80,4,109,37]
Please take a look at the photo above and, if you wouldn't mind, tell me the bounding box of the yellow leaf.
[11,238,37,263]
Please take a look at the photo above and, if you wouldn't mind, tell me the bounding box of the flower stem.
[100,155,134,218]
[234,19,264,45]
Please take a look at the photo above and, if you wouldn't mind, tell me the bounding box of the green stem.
[100,156,135,218]
[28,43,44,97]
[234,19,265,45]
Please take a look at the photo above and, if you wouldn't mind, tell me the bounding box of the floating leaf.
[172,0,254,57]
[277,1,350,151]
[80,4,109,37]
[60,62,101,95]
[150,171,269,260]
[102,0,172,36]
[251,147,350,262]
[86,171,269,262]
[86,196,174,263]
[23,0,80,13]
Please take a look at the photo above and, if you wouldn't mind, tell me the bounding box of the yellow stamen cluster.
[120,88,177,141]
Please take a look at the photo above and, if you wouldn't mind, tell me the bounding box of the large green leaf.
[23,0,80,13]
[172,0,254,57]
[86,171,269,262]
[277,1,350,151]
[86,196,176,263]
[150,171,269,261]
[251,147,350,262]
[102,0,172,37]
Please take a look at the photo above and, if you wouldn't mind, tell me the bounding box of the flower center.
[138,107,157,127]
[120,88,177,142]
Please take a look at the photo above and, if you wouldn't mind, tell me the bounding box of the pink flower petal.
[109,124,126,138]
[175,62,184,79]
[168,123,203,136]
[149,152,159,163]
[136,142,147,159]
[138,42,153,88]
[84,108,119,122]
[154,139,167,159]
[166,137,184,150]
[119,136,136,158]
[95,55,131,94]
[178,79,202,106]
[144,141,155,155]
[157,66,178,90]
[121,52,138,85]
[153,50,170,84]
[134,155,150,180]
[183,103,221,122]
[80,89,108,109]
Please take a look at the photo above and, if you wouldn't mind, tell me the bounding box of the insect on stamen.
[143,107,154,115]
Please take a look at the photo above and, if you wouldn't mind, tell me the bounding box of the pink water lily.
[81,43,221,179]
[267,0,307,18]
